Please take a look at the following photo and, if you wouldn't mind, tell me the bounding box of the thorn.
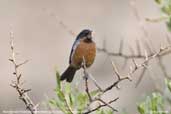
[144,50,148,61]
[17,74,22,80]
[128,45,135,55]
[166,33,171,44]
[9,59,14,62]
[132,59,138,69]
[110,59,121,80]
[13,72,16,75]
[23,89,31,94]
[116,85,121,90]
[119,39,124,54]
[127,75,132,81]
[136,39,141,56]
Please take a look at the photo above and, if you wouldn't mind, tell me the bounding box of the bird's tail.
[60,66,77,82]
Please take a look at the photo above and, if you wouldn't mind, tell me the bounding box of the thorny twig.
[47,5,171,112]
[81,42,171,113]
[9,33,37,114]
[96,0,171,87]
[83,97,119,114]
[82,57,119,113]
[157,56,171,80]
[129,0,171,86]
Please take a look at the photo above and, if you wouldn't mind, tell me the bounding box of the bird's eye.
[85,33,89,36]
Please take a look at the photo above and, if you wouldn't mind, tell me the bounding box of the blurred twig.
[9,32,37,114]
[83,98,119,114]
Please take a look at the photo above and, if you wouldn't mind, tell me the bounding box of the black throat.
[83,38,92,43]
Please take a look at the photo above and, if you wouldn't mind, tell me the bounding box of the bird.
[60,29,96,82]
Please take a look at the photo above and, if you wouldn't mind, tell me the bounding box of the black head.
[76,29,92,41]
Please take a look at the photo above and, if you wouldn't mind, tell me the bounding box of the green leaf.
[65,83,71,94]
[68,93,74,108]
[95,109,113,114]
[56,70,61,90]
[165,78,171,92]
[55,88,65,101]
[155,0,162,4]
[96,109,105,114]
[166,18,171,31]
[162,5,171,15]
[76,93,88,111]
[137,93,166,114]
[137,103,145,114]
[49,99,66,113]
[49,99,57,107]
[151,93,158,112]
[106,109,113,114]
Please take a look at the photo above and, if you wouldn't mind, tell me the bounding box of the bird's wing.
[69,40,80,64]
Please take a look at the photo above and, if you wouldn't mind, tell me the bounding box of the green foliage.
[155,0,162,4]
[49,70,113,114]
[96,109,113,114]
[165,78,171,92]
[50,71,171,114]
[137,78,171,114]
[155,0,171,31]
[137,93,165,114]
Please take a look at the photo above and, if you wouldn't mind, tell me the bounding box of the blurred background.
[0,0,170,113]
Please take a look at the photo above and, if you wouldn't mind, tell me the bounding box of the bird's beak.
[87,31,93,40]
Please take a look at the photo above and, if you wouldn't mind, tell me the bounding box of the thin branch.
[97,99,118,112]
[80,44,171,114]
[104,44,171,90]
[83,98,119,114]
[9,35,37,114]
[82,57,93,102]
[82,57,119,113]
[97,47,150,59]
[157,56,171,79]
[135,67,147,87]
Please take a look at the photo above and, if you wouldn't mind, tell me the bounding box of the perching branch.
[81,42,171,114]
[82,57,119,113]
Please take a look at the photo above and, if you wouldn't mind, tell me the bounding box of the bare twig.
[82,57,93,102]
[9,34,37,114]
[82,56,119,113]
[83,98,119,114]
[135,67,147,87]
[100,44,171,91]
[97,47,150,59]
[97,99,118,112]
[157,56,171,79]
[103,60,131,93]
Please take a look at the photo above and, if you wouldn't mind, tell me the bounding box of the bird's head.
[76,29,93,41]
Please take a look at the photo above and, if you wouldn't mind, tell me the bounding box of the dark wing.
[69,40,80,64]
[69,30,87,64]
